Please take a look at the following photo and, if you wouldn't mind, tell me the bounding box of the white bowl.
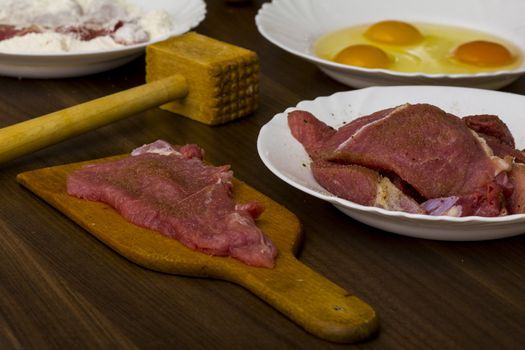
[0,0,206,78]
[255,0,525,89]
[257,86,525,241]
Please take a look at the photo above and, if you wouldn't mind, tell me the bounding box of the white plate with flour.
[0,0,206,78]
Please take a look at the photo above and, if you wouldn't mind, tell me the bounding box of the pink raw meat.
[288,104,525,217]
[67,140,277,268]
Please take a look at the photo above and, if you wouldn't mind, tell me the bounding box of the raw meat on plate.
[288,103,525,217]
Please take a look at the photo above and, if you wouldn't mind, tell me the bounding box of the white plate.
[0,0,206,78]
[255,0,525,89]
[257,86,525,241]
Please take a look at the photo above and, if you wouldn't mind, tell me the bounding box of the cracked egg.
[315,20,521,74]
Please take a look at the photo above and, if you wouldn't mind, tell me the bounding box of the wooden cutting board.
[16,156,378,343]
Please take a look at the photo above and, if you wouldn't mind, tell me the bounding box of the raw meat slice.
[322,104,499,199]
[474,133,525,164]
[287,110,336,160]
[508,163,525,214]
[463,114,525,163]
[311,161,424,214]
[287,107,393,161]
[67,140,277,268]
[288,104,522,217]
[463,114,515,148]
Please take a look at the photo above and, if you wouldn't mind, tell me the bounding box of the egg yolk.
[364,20,423,45]
[334,44,390,69]
[453,40,514,67]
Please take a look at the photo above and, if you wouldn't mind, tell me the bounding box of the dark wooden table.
[1,1,525,349]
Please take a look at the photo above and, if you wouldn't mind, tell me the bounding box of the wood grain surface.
[1,1,525,349]
[16,156,377,343]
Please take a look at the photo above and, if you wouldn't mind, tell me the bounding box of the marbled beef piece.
[67,140,277,268]
[311,161,424,214]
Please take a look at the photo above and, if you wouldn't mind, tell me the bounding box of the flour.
[0,0,175,53]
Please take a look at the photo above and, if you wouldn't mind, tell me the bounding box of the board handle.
[0,74,188,164]
[232,254,378,343]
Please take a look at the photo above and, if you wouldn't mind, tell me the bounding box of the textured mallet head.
[146,32,259,125]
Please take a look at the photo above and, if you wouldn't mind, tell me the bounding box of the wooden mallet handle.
[0,74,188,164]
[0,33,260,165]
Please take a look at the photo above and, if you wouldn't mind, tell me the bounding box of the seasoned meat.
[288,104,525,217]
[463,114,525,163]
[508,164,525,214]
[322,104,499,199]
[311,161,424,214]
[67,140,277,268]
[463,114,515,148]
